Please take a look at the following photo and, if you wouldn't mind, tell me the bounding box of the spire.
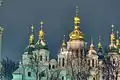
[62,35,66,47]
[39,21,45,40]
[116,30,120,47]
[110,24,115,44]
[29,25,34,45]
[0,26,3,62]
[98,36,102,49]
[90,37,95,50]
[74,6,80,30]
[69,6,84,41]
[76,6,79,17]
[111,24,114,33]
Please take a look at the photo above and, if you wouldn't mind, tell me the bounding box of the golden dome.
[98,36,102,49]
[116,31,120,47]
[29,25,34,45]
[69,29,84,40]
[62,40,66,47]
[110,24,115,43]
[116,39,120,46]
[90,38,95,50]
[69,6,84,41]
[62,35,66,47]
[74,16,80,26]
[39,21,45,40]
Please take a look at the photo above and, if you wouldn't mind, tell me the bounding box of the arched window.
[46,56,47,61]
[40,55,42,61]
[96,60,98,67]
[76,53,78,58]
[28,72,31,77]
[59,58,61,66]
[49,64,51,70]
[92,59,94,67]
[93,77,95,80]
[62,58,65,67]
[62,76,64,80]
[113,59,115,64]
[52,65,55,69]
[88,60,90,66]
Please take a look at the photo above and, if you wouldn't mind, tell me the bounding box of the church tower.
[22,25,35,65]
[35,21,50,64]
[67,6,85,60]
[109,24,116,51]
[87,38,99,80]
[0,26,4,79]
[58,35,67,68]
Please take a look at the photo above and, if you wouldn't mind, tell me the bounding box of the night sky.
[0,0,120,62]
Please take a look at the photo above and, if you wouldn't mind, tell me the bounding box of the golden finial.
[69,6,84,41]
[62,35,66,47]
[29,25,34,45]
[116,30,120,47]
[98,36,102,49]
[90,37,95,50]
[40,21,44,28]
[111,24,114,32]
[110,24,115,44]
[39,21,45,40]
[31,25,34,33]
[117,30,119,38]
[74,6,80,28]
[76,6,79,16]
[91,37,93,44]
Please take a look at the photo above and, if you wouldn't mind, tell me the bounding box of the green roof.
[35,43,48,50]
[13,67,23,74]
[24,45,35,53]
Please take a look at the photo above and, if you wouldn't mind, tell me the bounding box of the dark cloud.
[0,0,120,61]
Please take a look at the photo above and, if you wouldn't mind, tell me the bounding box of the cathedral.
[12,6,120,80]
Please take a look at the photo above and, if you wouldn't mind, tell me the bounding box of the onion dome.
[98,36,103,50]
[29,25,34,45]
[90,38,95,50]
[39,21,45,40]
[35,40,48,50]
[35,21,48,50]
[62,35,66,47]
[24,25,35,53]
[110,24,116,44]
[97,36,104,59]
[24,45,35,53]
[60,35,67,52]
[116,31,120,48]
[88,39,97,56]
[50,59,57,65]
[69,6,84,41]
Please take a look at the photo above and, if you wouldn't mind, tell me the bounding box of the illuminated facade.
[12,7,120,80]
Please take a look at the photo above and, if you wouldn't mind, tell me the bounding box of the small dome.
[35,40,48,50]
[39,29,44,39]
[24,45,35,53]
[50,59,57,64]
